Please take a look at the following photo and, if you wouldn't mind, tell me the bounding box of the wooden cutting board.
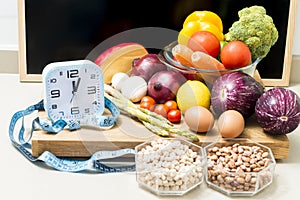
[31,111,289,159]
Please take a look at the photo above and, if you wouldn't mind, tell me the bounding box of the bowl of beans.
[135,138,205,196]
[204,138,276,196]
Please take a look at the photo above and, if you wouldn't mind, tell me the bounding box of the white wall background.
[293,1,300,55]
[0,0,299,54]
[0,0,18,50]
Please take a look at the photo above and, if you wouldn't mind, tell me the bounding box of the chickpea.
[136,139,203,192]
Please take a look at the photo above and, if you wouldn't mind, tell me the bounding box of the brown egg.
[184,106,215,133]
[217,110,245,138]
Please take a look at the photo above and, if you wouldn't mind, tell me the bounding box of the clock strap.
[9,100,136,173]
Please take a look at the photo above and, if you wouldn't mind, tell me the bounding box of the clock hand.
[70,77,81,103]
[72,77,81,93]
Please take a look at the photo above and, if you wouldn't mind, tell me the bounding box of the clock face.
[43,60,104,123]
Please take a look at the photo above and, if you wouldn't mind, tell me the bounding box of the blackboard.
[18,0,297,86]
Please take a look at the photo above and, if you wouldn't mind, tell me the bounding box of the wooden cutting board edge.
[31,113,290,159]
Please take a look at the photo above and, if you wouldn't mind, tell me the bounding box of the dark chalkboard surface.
[18,0,297,86]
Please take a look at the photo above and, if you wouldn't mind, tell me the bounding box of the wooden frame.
[18,0,298,86]
[261,0,297,86]
[18,0,41,82]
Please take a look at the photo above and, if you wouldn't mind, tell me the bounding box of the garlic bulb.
[121,76,147,102]
[111,72,129,91]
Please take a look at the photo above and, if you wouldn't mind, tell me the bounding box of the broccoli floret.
[225,6,278,59]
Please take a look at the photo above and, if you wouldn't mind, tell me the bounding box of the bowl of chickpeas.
[204,138,276,196]
[135,137,205,196]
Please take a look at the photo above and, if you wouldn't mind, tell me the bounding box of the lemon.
[176,80,211,113]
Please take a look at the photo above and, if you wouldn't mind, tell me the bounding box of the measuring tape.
[9,99,136,173]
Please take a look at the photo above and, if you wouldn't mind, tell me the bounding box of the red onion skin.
[211,72,264,118]
[148,70,186,103]
[130,54,167,82]
[255,87,300,135]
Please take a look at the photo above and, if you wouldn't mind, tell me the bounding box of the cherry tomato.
[167,109,182,123]
[140,96,156,105]
[140,101,155,111]
[220,40,252,69]
[153,104,169,118]
[187,31,220,58]
[164,100,178,111]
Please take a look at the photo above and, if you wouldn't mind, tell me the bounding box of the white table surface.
[1,73,300,200]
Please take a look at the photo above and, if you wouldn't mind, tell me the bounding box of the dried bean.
[212,146,219,152]
[206,143,272,193]
[262,152,269,158]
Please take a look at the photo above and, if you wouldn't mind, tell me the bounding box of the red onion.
[148,70,186,103]
[130,54,167,82]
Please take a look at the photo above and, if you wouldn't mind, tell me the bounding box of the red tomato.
[164,100,178,111]
[167,109,181,123]
[187,31,220,58]
[220,40,252,69]
[140,96,156,105]
[153,104,169,118]
[140,101,155,111]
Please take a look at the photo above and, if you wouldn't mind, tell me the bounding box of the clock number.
[87,86,96,94]
[67,69,79,78]
[71,107,80,115]
[50,78,57,83]
[90,74,96,79]
[51,90,60,98]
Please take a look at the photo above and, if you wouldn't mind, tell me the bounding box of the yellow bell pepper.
[178,21,200,45]
[183,11,223,33]
[178,21,224,45]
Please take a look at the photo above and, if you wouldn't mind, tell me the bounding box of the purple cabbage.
[255,87,300,135]
[211,71,264,118]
